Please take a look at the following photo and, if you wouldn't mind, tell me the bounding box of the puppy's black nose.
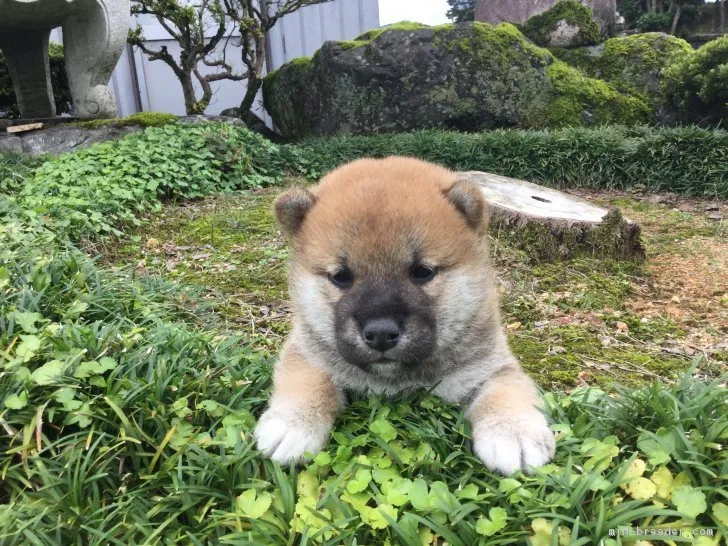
[362,318,401,352]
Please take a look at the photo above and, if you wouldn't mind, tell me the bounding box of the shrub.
[663,35,728,125]
[298,126,728,198]
[617,0,646,27]
[635,12,672,32]
[10,122,308,238]
[0,43,72,118]
[522,0,601,47]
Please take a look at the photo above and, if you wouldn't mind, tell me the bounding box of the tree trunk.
[180,75,201,115]
[456,171,645,262]
[670,3,682,35]
[239,74,261,116]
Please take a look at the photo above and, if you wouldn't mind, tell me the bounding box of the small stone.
[707,213,723,221]
[548,345,566,355]
[615,321,629,333]
[145,237,160,250]
[506,322,522,330]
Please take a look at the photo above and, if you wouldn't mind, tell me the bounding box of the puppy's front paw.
[254,406,332,465]
[472,410,555,475]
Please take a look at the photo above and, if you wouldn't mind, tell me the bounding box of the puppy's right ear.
[273,188,317,238]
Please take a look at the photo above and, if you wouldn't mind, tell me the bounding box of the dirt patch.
[570,188,728,362]
[630,236,728,352]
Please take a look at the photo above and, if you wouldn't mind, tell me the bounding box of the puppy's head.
[274,157,491,376]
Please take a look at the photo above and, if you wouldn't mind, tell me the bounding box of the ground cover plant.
[1,122,727,544]
[298,126,728,199]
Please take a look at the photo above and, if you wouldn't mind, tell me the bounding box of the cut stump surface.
[457,171,646,262]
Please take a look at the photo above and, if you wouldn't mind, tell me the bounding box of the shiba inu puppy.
[254,157,555,474]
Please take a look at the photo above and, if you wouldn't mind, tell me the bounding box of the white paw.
[472,411,555,475]
[254,406,331,465]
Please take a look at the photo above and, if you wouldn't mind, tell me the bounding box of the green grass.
[1,125,727,544]
[0,153,44,194]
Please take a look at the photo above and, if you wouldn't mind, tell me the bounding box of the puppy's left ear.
[444,180,489,231]
[273,188,317,238]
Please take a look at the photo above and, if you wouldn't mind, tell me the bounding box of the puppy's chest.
[328,359,479,404]
[328,361,436,395]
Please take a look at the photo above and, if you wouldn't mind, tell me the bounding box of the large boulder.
[475,0,617,36]
[263,22,650,139]
[552,33,693,115]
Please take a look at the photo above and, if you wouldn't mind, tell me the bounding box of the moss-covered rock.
[263,22,650,138]
[354,21,431,41]
[552,33,693,120]
[262,57,313,140]
[599,33,693,105]
[521,0,601,48]
[72,112,178,130]
[663,35,728,126]
[545,62,650,126]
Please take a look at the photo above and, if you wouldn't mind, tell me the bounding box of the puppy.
[254,157,555,475]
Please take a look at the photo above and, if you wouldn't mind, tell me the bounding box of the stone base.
[0,124,141,155]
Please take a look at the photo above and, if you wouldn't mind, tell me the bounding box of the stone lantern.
[0,0,131,119]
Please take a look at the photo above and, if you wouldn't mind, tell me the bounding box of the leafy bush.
[11,122,307,238]
[635,12,672,32]
[0,43,72,118]
[663,35,728,125]
[298,126,728,198]
[617,0,646,27]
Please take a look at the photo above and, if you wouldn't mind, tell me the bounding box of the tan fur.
[467,365,541,420]
[269,341,343,422]
[255,156,555,473]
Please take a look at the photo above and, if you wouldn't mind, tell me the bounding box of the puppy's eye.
[329,268,353,288]
[411,264,437,284]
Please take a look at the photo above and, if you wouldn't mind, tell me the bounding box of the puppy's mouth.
[368,359,404,376]
[337,344,427,374]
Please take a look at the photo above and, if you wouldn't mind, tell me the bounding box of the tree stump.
[457,171,645,262]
